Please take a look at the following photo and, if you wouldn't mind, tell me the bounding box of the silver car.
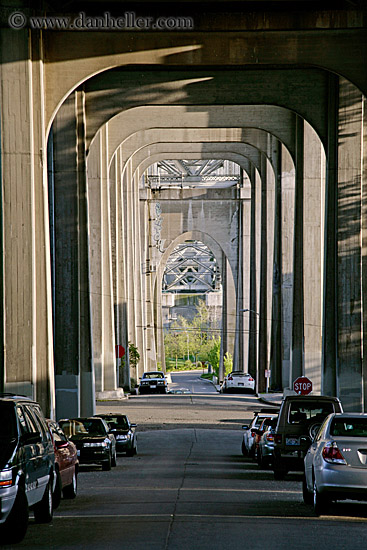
[303,413,367,514]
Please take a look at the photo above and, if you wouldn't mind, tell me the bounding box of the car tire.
[102,454,112,471]
[241,441,248,457]
[111,448,117,467]
[302,474,313,505]
[0,485,29,544]
[63,471,77,499]
[313,479,329,515]
[52,470,62,510]
[33,481,53,523]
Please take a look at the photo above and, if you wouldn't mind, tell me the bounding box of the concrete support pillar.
[52,91,94,419]
[258,154,269,393]
[240,177,252,373]
[281,146,295,389]
[323,74,339,397]
[88,126,117,394]
[270,141,282,390]
[248,165,260,383]
[337,78,364,411]
[363,97,367,411]
[303,122,326,393]
[0,29,55,416]
[291,116,305,384]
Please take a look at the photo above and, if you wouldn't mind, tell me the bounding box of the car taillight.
[322,441,347,464]
[274,434,282,445]
[228,376,233,381]
[267,433,274,442]
[251,430,256,437]
[248,377,254,381]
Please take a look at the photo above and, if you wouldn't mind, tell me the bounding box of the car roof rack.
[253,407,280,415]
[0,392,30,399]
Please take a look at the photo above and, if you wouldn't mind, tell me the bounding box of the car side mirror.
[131,423,137,428]
[242,425,249,430]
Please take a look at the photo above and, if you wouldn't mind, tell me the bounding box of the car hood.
[69,435,107,442]
[110,429,130,436]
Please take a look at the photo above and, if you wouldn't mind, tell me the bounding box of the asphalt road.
[7,373,367,550]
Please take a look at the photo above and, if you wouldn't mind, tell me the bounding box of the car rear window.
[288,402,334,424]
[105,416,128,429]
[0,402,17,439]
[330,418,367,437]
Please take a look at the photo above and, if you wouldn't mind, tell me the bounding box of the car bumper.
[115,439,133,452]
[0,485,18,524]
[316,464,367,499]
[139,386,167,393]
[77,449,110,464]
[273,448,306,471]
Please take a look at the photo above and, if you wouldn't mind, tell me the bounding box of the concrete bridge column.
[248,165,260,383]
[0,29,55,416]
[269,140,282,390]
[52,91,94,418]
[258,155,268,392]
[281,145,295,389]
[239,176,252,373]
[336,78,364,411]
[290,116,305,385]
[88,127,117,395]
[303,122,326,394]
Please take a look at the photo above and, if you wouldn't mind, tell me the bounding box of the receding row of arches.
[1,15,367,418]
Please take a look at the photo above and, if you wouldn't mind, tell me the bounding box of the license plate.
[150,384,157,389]
[238,383,244,386]
[286,437,300,446]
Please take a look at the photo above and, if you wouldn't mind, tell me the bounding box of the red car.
[47,419,79,508]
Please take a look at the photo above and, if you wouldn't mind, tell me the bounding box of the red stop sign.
[293,376,313,395]
[115,345,125,358]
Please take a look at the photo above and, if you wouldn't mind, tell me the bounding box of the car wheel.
[241,441,248,457]
[52,470,62,510]
[63,471,77,499]
[302,474,313,505]
[313,479,329,515]
[0,485,29,544]
[111,447,117,467]
[33,481,53,523]
[101,454,112,471]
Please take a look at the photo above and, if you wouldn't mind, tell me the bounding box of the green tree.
[207,337,221,379]
[223,351,233,377]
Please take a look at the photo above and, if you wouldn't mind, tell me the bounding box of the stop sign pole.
[293,376,313,395]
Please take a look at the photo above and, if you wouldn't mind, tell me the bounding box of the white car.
[138,371,168,394]
[221,371,255,393]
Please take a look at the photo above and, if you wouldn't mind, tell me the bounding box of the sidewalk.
[258,392,283,407]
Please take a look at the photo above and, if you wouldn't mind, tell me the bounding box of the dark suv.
[272,395,343,479]
[0,394,55,544]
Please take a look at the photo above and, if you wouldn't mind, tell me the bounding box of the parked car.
[0,394,55,544]
[221,371,255,394]
[255,416,278,468]
[96,414,137,456]
[242,409,280,457]
[138,371,168,394]
[272,395,343,480]
[303,413,367,514]
[46,419,79,508]
[58,417,117,471]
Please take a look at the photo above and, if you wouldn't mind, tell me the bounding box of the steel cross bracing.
[163,241,220,293]
[145,159,241,188]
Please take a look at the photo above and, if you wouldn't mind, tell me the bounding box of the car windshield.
[60,418,106,436]
[330,418,367,437]
[289,402,334,424]
[0,402,17,439]
[105,416,128,430]
[143,373,164,379]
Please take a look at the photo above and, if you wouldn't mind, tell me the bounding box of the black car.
[0,394,56,544]
[96,414,137,456]
[58,417,117,471]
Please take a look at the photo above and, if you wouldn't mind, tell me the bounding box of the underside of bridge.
[1,1,367,418]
